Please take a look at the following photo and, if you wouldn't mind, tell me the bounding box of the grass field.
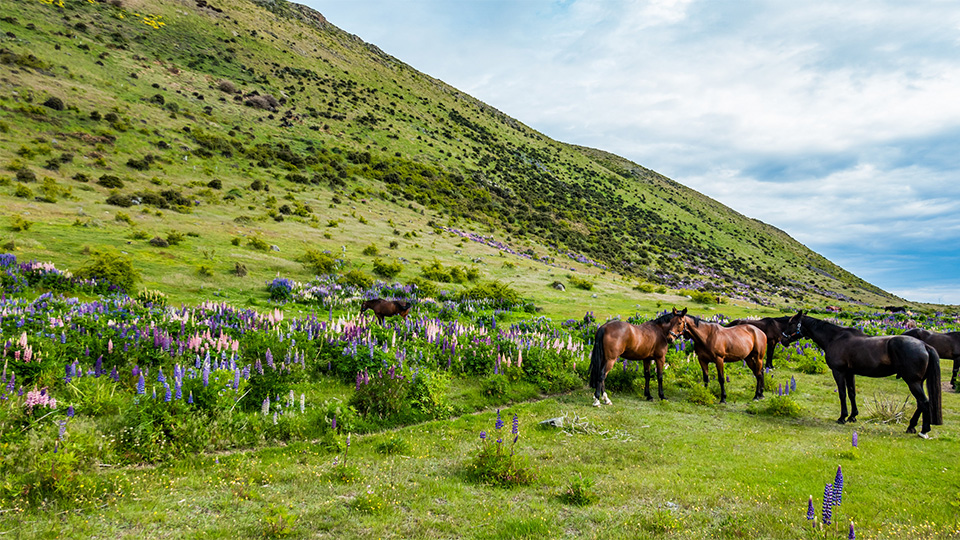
[3,347,957,540]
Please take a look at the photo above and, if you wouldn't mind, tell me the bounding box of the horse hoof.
[918,432,930,439]
[906,427,916,434]
[646,396,654,402]
[848,417,857,423]
[836,418,846,425]
[592,400,601,408]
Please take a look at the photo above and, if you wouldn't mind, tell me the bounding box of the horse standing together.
[588,307,946,437]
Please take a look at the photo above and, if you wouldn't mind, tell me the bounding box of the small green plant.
[341,269,374,289]
[114,212,134,225]
[681,289,718,304]
[259,504,297,538]
[166,231,186,246]
[375,434,411,456]
[791,346,827,374]
[247,236,270,251]
[350,486,388,514]
[559,474,598,506]
[14,183,33,199]
[198,265,214,277]
[747,395,802,417]
[9,215,32,232]
[686,383,718,405]
[75,249,139,293]
[362,243,379,256]
[302,249,341,274]
[467,410,536,487]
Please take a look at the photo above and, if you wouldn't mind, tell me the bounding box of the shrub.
[408,370,451,419]
[634,282,656,293]
[115,398,210,463]
[349,366,411,420]
[13,184,33,199]
[42,97,65,111]
[792,346,827,374]
[681,289,718,304]
[247,236,270,251]
[458,281,523,306]
[165,231,186,246]
[406,277,439,298]
[16,169,37,183]
[568,275,594,290]
[372,258,402,278]
[362,243,379,256]
[97,175,124,189]
[9,215,32,232]
[341,269,373,289]
[302,249,341,274]
[149,236,169,248]
[375,434,411,456]
[74,249,139,293]
[421,259,451,282]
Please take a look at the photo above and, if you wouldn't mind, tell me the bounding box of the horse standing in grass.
[724,316,798,369]
[782,312,942,437]
[903,328,960,390]
[588,308,687,406]
[360,298,412,325]
[683,315,767,403]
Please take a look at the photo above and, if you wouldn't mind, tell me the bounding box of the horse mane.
[803,315,866,337]
[651,312,675,324]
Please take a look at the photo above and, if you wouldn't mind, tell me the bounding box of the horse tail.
[589,325,608,390]
[925,344,943,425]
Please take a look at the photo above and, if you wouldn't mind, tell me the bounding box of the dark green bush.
[74,249,139,293]
[372,258,402,278]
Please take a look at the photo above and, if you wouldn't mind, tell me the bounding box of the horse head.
[668,308,687,340]
[780,310,805,344]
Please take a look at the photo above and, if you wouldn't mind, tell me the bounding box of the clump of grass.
[568,274,594,290]
[558,474,597,506]
[746,395,802,417]
[686,384,717,405]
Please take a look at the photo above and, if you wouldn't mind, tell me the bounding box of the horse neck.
[684,318,714,345]
[801,317,848,348]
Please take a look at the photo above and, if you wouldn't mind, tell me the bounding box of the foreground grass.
[4,362,958,540]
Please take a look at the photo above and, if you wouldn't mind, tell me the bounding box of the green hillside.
[0,0,905,311]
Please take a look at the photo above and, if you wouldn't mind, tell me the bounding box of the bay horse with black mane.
[588,308,687,406]
[725,316,799,369]
[783,311,942,437]
[683,314,767,402]
[903,328,960,390]
[360,298,413,325]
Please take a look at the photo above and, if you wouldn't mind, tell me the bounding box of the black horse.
[725,316,798,369]
[360,298,413,325]
[782,311,942,437]
[903,328,960,390]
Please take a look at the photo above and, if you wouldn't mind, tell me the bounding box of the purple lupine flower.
[188,391,194,404]
[495,409,504,431]
[164,383,171,402]
[300,393,305,414]
[157,368,166,384]
[265,348,274,369]
[332,414,337,431]
[790,376,797,392]
[64,363,73,383]
[58,420,67,440]
[852,431,858,448]
[262,397,270,416]
[512,414,519,436]
[174,380,182,400]
[479,431,487,440]
[136,372,145,395]
[202,361,210,388]
[848,521,855,539]
[822,483,833,525]
[67,405,74,418]
[110,365,119,382]
[834,466,844,505]
[806,495,815,521]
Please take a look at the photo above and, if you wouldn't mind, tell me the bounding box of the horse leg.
[766,336,776,369]
[948,357,958,389]
[845,372,858,422]
[716,359,727,403]
[593,368,605,407]
[655,357,666,400]
[643,360,653,401]
[904,379,931,435]
[699,358,710,387]
[832,370,848,424]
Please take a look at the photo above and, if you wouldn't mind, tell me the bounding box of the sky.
[305,0,960,305]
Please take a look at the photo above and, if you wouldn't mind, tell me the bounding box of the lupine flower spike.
[852,431,858,448]
[806,495,815,522]
[848,521,855,539]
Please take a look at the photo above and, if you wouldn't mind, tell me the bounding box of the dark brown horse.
[683,315,767,402]
[783,312,942,436]
[903,328,960,390]
[725,316,798,369]
[360,298,412,325]
[588,308,687,406]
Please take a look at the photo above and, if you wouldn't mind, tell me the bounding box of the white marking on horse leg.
[918,432,930,439]
[592,397,601,407]
[603,392,612,405]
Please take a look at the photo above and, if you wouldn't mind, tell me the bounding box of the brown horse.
[683,315,767,402]
[724,316,798,369]
[588,308,687,406]
[903,328,960,390]
[360,298,413,325]
[783,312,942,436]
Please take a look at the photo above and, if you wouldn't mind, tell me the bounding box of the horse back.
[601,320,666,360]
[905,329,960,359]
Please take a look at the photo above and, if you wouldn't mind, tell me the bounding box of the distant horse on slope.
[588,308,687,406]
[783,311,942,437]
[360,298,413,325]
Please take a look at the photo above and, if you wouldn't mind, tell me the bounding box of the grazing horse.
[783,312,942,437]
[903,328,960,390]
[360,298,412,325]
[588,308,687,406]
[724,316,799,369]
[683,315,767,402]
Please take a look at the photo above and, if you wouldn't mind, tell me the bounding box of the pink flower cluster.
[24,387,57,412]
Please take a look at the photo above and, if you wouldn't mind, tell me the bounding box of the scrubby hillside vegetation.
[0,0,912,310]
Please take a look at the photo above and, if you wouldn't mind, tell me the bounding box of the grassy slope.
[0,0,931,317]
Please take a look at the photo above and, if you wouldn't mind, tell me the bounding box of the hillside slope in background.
[0,0,906,309]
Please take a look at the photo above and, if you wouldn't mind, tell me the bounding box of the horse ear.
[680,308,687,316]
